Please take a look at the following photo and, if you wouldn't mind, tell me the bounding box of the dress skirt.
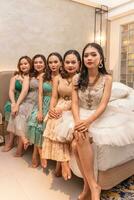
[43,104,134,162]
[42,98,72,161]
[27,96,51,147]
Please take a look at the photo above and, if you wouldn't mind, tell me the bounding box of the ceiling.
[72,0,134,19]
[84,0,132,8]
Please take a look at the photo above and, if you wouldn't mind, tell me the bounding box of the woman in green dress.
[27,52,62,167]
[4,79,22,122]
[2,56,32,152]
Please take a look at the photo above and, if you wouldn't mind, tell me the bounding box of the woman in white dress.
[54,43,134,200]
[71,43,111,200]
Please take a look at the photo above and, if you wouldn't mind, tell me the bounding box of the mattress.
[70,144,134,178]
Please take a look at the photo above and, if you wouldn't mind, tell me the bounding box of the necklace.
[66,78,72,85]
[88,73,100,86]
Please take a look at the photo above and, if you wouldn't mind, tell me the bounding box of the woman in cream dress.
[42,50,81,180]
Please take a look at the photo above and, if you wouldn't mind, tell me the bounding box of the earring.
[99,63,103,68]
[59,67,63,72]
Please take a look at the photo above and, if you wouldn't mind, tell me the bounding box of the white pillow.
[112,82,133,93]
[109,98,134,111]
[110,82,129,101]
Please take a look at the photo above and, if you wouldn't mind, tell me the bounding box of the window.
[120,22,134,88]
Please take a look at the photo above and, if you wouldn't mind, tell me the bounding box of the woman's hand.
[74,119,90,141]
[11,103,19,117]
[74,119,90,132]
[48,108,62,119]
[37,112,43,123]
[74,129,89,141]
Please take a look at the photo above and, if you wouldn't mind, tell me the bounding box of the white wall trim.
[108,1,134,20]
[71,0,101,8]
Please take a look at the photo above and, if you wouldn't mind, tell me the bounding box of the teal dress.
[4,80,22,122]
[27,82,52,147]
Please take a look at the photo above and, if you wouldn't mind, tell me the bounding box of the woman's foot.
[14,138,24,157]
[2,133,15,152]
[91,185,101,200]
[14,151,23,157]
[32,158,40,168]
[21,136,30,150]
[2,144,14,152]
[41,158,47,169]
[61,162,71,181]
[24,141,30,150]
[54,162,62,177]
[78,184,91,200]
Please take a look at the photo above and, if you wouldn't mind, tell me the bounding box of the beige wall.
[109,14,134,81]
[0,0,95,71]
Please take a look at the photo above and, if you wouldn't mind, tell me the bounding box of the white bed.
[70,144,134,178]
[70,82,134,189]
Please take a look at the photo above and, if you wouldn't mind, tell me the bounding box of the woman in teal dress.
[4,79,22,122]
[2,56,32,152]
[27,52,63,167]
[27,82,52,148]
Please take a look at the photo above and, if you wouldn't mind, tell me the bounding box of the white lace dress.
[53,74,134,147]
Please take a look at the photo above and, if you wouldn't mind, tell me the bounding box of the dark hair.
[14,56,32,76]
[61,50,81,79]
[47,52,63,66]
[31,54,46,78]
[45,52,63,81]
[78,43,108,90]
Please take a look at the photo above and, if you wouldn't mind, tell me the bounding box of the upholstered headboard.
[0,71,14,116]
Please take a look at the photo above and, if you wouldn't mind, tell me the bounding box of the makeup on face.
[64,54,79,75]
[19,58,31,73]
[48,55,61,72]
[34,57,45,73]
[84,46,101,69]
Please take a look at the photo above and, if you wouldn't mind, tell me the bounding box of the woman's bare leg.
[14,137,24,157]
[54,162,62,177]
[76,132,101,200]
[2,132,15,152]
[72,140,91,200]
[21,136,30,150]
[61,161,71,181]
[32,145,40,168]
[38,146,47,168]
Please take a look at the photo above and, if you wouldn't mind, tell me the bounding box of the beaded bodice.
[74,74,106,110]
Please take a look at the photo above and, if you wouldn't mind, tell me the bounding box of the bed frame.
[98,159,134,190]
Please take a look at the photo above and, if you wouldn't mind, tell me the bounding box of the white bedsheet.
[70,144,134,178]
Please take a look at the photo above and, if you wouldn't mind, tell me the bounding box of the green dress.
[4,79,22,122]
[27,82,52,147]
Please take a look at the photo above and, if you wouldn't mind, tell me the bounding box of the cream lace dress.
[42,75,73,161]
